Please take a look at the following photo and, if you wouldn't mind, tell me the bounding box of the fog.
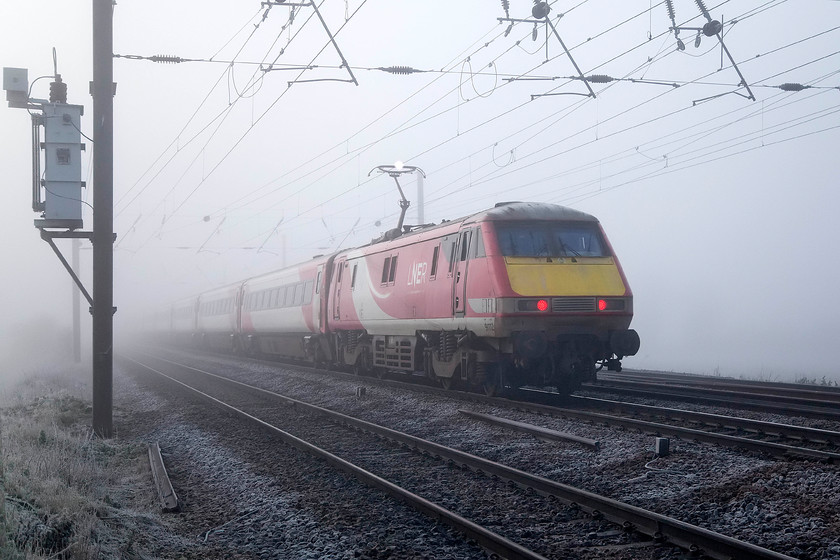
[1,1,838,383]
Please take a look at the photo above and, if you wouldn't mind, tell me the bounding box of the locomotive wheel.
[440,376,456,390]
[480,365,502,397]
[482,379,498,397]
[352,349,373,377]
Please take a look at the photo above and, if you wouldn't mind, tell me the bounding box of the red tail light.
[516,299,551,312]
[598,298,626,311]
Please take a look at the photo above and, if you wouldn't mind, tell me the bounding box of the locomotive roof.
[464,201,598,224]
[363,202,598,249]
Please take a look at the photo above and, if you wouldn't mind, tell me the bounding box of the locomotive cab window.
[430,245,440,279]
[473,227,486,258]
[495,222,608,258]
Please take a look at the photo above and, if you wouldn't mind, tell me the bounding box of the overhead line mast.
[91,0,115,437]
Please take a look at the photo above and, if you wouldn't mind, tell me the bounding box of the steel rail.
[123,356,549,560]
[595,374,840,405]
[127,353,798,560]
[614,370,840,398]
[571,396,840,447]
[457,409,600,451]
[581,382,840,421]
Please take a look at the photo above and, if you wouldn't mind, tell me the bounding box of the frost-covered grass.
[0,370,158,559]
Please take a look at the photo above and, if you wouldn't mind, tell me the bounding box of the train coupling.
[605,358,622,372]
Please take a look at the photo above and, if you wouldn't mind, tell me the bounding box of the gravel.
[117,349,840,559]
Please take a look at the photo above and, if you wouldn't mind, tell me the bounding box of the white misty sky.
[1,1,839,381]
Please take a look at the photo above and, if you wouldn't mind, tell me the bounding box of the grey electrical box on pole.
[4,66,86,229]
[38,104,85,229]
[3,67,29,108]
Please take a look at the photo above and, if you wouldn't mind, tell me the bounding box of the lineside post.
[72,238,81,363]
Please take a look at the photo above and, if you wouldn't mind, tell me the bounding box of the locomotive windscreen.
[495,222,608,258]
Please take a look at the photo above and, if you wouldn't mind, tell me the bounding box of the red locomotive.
[166,201,639,395]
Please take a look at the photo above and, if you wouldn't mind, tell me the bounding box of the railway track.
[608,370,840,402]
[572,397,840,450]
[581,378,840,422]
[122,351,798,560]
[142,345,840,462]
[473,390,840,463]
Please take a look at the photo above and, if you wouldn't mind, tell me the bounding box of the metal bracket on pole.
[39,228,94,308]
[498,1,595,98]
[261,0,358,86]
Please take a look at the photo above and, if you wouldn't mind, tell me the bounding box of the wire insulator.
[500,0,510,17]
[379,66,422,75]
[694,0,711,20]
[149,54,185,64]
[778,83,808,92]
[665,0,676,23]
[586,74,614,83]
[49,75,67,103]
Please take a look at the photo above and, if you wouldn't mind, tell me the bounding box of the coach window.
[447,237,457,275]
[351,264,358,290]
[316,271,322,294]
[381,256,391,285]
[304,280,314,304]
[430,245,440,280]
[293,283,304,306]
